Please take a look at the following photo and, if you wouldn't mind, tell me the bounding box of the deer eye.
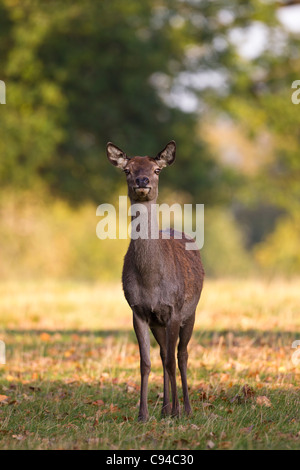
[154,168,161,175]
[124,169,130,175]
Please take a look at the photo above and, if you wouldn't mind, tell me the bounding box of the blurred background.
[0,0,300,281]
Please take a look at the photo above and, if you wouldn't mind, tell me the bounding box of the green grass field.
[0,278,299,450]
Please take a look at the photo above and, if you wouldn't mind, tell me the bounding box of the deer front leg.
[133,312,151,422]
[178,313,195,416]
[150,325,171,417]
[165,317,180,418]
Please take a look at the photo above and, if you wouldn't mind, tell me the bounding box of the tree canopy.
[0,0,299,211]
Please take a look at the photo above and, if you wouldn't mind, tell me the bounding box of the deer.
[106,140,204,421]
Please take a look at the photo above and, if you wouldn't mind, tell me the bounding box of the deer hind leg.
[177,312,195,416]
[165,317,181,417]
[133,312,151,422]
[150,325,171,417]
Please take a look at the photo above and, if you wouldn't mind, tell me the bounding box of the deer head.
[106,141,176,202]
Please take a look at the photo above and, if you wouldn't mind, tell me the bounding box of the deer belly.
[131,301,172,326]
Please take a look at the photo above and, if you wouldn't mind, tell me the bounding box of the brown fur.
[107,141,204,420]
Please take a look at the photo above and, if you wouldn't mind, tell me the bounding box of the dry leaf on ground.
[202,402,214,409]
[0,395,9,403]
[207,440,215,449]
[256,396,272,407]
[92,399,105,406]
[240,425,254,434]
[242,384,255,399]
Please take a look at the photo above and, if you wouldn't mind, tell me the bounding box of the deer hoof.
[137,414,149,422]
[171,407,180,419]
[161,404,171,418]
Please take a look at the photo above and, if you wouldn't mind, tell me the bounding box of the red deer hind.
[107,140,204,421]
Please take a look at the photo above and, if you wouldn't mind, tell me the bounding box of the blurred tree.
[0,0,217,204]
[209,1,300,217]
[254,213,300,275]
[0,0,299,215]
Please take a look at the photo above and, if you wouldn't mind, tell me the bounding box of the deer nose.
[136,177,149,187]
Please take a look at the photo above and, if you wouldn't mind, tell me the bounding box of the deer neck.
[129,198,163,279]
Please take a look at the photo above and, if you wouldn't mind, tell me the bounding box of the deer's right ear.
[106,142,129,169]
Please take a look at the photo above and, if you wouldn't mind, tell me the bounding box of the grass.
[0,278,299,450]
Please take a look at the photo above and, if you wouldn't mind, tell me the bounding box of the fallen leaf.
[92,399,105,406]
[240,425,254,434]
[256,396,272,407]
[198,390,207,400]
[206,440,215,449]
[109,404,120,412]
[12,434,24,440]
[242,384,255,399]
[122,416,133,422]
[5,375,15,382]
[39,332,51,342]
[63,423,78,430]
[220,373,231,382]
[219,441,232,449]
[202,402,214,409]
[64,380,76,386]
[71,334,80,341]
[93,409,103,426]
[64,350,73,358]
[173,438,189,446]
[0,395,9,403]
[127,385,137,394]
[190,424,201,430]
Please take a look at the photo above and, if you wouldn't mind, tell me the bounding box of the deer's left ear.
[155,140,176,168]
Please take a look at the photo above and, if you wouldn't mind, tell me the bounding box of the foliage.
[201,207,254,277]
[0,190,129,281]
[0,278,299,449]
[0,1,299,205]
[0,191,258,280]
[254,214,300,276]
[0,0,300,275]
[0,0,219,203]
